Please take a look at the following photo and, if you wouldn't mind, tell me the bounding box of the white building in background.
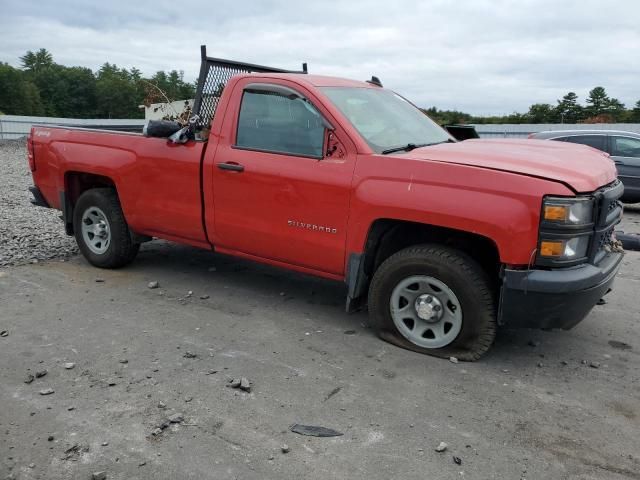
[141,99,194,121]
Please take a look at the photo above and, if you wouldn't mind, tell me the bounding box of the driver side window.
[236,90,325,158]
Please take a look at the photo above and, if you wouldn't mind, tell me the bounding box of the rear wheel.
[73,188,139,268]
[368,244,496,361]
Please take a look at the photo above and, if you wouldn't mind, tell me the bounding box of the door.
[610,135,640,201]
[211,80,356,275]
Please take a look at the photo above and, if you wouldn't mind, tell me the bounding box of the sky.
[1,0,638,115]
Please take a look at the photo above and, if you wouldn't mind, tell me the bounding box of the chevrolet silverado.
[26,46,624,360]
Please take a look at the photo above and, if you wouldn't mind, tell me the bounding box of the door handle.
[217,162,244,172]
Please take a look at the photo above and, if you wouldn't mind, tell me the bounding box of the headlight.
[539,236,590,260]
[537,196,595,266]
[542,197,594,226]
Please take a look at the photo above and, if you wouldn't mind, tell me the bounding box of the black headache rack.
[192,45,308,129]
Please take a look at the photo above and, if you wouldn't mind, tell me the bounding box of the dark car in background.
[530,130,640,203]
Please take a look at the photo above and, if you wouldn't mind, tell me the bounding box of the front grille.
[589,180,624,264]
[598,229,614,250]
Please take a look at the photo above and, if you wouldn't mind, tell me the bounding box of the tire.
[73,188,139,268]
[368,244,496,361]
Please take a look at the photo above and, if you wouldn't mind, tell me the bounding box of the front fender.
[346,156,574,266]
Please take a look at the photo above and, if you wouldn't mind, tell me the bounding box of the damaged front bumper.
[498,251,623,330]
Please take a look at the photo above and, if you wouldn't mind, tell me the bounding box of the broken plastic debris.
[290,424,343,437]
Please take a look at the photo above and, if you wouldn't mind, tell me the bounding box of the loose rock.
[239,377,251,392]
[183,351,198,359]
[157,401,166,409]
[199,294,210,300]
[168,413,184,423]
[35,369,47,378]
[0,330,8,337]
[590,361,601,369]
[119,359,128,364]
[449,356,458,364]
[91,471,107,480]
[229,378,242,388]
[95,278,105,283]
[453,455,462,465]
[281,444,290,453]
[24,374,35,384]
[148,281,159,289]
[39,388,54,395]
[64,362,76,370]
[435,441,448,452]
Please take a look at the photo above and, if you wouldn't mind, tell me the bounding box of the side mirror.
[168,126,192,144]
[325,131,345,159]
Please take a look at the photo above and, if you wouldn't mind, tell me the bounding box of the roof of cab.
[241,72,378,89]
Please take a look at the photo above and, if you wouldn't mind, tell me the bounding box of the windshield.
[321,87,453,154]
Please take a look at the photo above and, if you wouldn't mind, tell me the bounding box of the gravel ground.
[0,140,78,267]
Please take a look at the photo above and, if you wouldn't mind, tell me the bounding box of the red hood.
[392,138,617,192]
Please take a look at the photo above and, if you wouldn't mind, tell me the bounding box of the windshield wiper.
[381,140,452,155]
[381,143,429,155]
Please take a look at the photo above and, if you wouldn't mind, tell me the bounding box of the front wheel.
[73,188,139,268]
[368,245,496,361]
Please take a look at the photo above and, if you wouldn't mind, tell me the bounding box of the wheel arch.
[346,218,502,312]
[62,172,118,235]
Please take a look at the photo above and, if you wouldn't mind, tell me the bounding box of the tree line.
[1,48,639,124]
[0,48,195,118]
[424,88,640,125]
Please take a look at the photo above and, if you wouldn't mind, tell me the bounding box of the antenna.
[366,76,383,87]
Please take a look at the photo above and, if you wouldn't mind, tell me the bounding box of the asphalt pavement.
[1,207,639,479]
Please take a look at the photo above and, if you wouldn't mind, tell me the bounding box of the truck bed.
[30,125,208,247]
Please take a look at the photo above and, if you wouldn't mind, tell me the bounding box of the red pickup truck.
[27,47,623,360]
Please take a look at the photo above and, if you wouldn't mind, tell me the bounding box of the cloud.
[1,0,638,114]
